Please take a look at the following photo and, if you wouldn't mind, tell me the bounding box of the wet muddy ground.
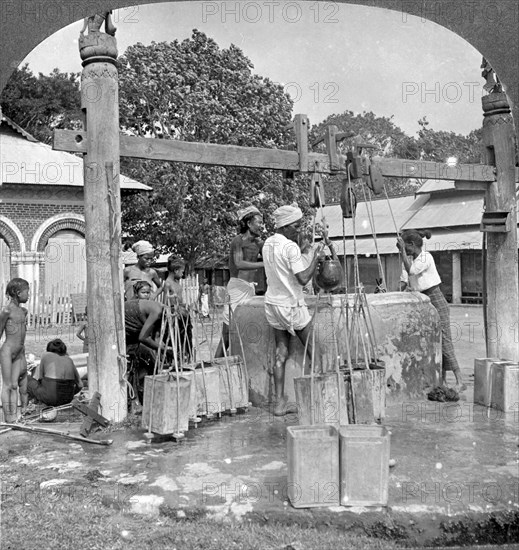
[2,305,518,547]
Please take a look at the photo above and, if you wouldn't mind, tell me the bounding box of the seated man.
[27,339,83,407]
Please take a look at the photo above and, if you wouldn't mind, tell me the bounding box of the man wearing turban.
[123,240,163,300]
[215,205,264,358]
[263,204,327,416]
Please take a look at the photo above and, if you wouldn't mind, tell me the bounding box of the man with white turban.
[123,240,163,300]
[263,204,327,416]
[215,206,264,357]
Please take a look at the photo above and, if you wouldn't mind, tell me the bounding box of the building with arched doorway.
[0,110,150,300]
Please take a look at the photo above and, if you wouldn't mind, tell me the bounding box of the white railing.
[0,280,87,328]
[0,275,200,327]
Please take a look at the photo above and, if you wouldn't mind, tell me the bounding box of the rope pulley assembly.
[340,174,357,219]
[368,162,384,195]
[307,162,343,293]
[309,163,325,208]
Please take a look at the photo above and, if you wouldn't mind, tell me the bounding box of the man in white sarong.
[215,206,264,357]
[263,204,326,416]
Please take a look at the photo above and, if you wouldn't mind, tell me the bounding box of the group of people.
[0,278,83,422]
[0,203,464,423]
[212,204,465,415]
[122,249,195,410]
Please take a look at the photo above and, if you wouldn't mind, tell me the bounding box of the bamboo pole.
[0,423,113,445]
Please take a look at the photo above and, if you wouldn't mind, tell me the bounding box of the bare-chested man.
[123,240,163,300]
[215,206,264,357]
[0,278,29,422]
[28,339,83,407]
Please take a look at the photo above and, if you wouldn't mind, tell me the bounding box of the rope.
[340,296,356,424]
[191,307,211,418]
[348,169,360,288]
[220,304,235,412]
[120,359,135,400]
[382,179,400,236]
[342,216,348,295]
[169,306,183,436]
[105,162,131,400]
[361,184,387,292]
[382,179,404,274]
[326,294,343,427]
[302,295,321,425]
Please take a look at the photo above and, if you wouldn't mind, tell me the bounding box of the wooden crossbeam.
[54,129,497,183]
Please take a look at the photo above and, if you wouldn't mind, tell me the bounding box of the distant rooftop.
[0,113,151,191]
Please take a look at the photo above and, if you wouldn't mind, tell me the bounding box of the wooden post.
[452,251,462,305]
[481,90,519,361]
[79,16,126,422]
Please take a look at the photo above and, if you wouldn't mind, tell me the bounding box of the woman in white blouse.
[398,229,466,392]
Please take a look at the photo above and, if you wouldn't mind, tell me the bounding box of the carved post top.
[481,57,510,116]
[481,57,503,95]
[79,12,118,64]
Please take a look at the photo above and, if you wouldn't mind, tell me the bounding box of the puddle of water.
[40,479,72,489]
[42,461,84,473]
[150,475,179,492]
[130,494,164,516]
[125,441,148,450]
[256,461,285,471]
[118,473,148,485]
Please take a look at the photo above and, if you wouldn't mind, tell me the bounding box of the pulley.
[309,171,325,208]
[340,176,357,219]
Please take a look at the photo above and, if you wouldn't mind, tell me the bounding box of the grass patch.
[1,498,399,550]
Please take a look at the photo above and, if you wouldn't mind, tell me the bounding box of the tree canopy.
[118,30,304,267]
[1,35,486,267]
[0,64,81,144]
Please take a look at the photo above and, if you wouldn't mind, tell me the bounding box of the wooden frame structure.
[25,9,517,419]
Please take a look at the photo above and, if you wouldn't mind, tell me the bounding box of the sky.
[22,1,485,137]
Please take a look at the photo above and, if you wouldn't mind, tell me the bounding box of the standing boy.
[0,278,30,422]
[164,256,193,362]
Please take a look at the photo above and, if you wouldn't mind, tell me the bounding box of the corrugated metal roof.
[0,113,38,142]
[415,179,456,194]
[330,236,398,256]
[320,190,488,239]
[319,194,423,238]
[330,229,484,257]
[403,194,484,229]
[0,122,150,191]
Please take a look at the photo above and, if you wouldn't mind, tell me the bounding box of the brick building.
[0,112,149,295]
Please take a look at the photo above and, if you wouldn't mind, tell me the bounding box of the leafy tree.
[415,117,482,164]
[1,64,81,144]
[118,30,307,268]
[1,46,487,264]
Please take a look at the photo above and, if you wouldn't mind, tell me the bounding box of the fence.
[0,281,87,328]
[0,274,200,328]
[180,274,200,307]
